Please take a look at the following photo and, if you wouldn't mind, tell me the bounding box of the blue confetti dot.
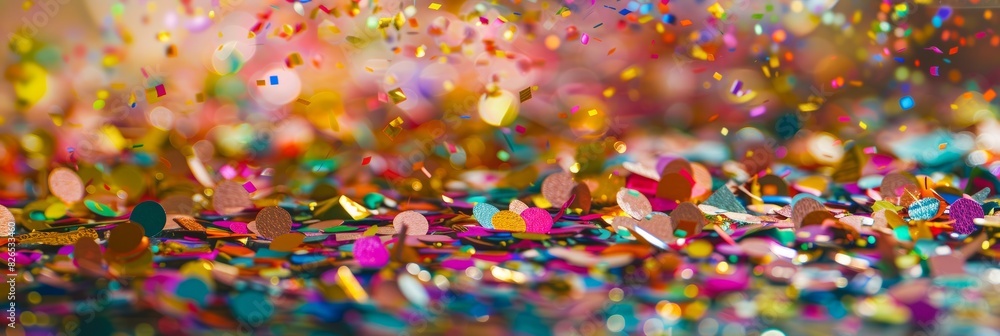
[900,96,915,110]
[936,7,952,19]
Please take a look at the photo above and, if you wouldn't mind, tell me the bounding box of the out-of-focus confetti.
[3,0,1000,335]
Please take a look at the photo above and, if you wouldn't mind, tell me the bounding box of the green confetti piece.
[86,199,118,217]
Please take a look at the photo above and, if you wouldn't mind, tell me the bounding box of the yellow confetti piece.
[798,103,820,112]
[428,3,441,10]
[713,72,722,81]
[388,88,407,104]
[707,3,726,19]
[721,127,729,136]
[859,121,867,130]
[603,87,615,98]
[588,109,598,116]
[620,66,639,81]
[899,125,907,132]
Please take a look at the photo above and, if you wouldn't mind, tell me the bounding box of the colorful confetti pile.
[2,0,1000,335]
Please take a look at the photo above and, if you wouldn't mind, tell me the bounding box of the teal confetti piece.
[704,187,747,214]
[907,198,939,221]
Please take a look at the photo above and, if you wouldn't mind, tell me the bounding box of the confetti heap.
[3,0,1000,335]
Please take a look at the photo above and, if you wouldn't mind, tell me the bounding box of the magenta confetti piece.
[242,181,257,193]
[520,207,554,233]
[949,198,982,235]
[229,221,249,234]
[353,236,389,268]
[581,33,590,45]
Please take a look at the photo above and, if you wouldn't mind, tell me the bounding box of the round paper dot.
[473,202,500,229]
[176,278,211,307]
[616,188,652,220]
[520,208,554,233]
[73,236,103,268]
[656,172,693,201]
[949,198,983,235]
[44,202,67,219]
[130,201,166,237]
[687,239,714,258]
[231,291,273,323]
[49,167,84,204]
[491,210,527,232]
[107,222,145,254]
[393,210,429,235]
[908,198,940,221]
[255,207,293,240]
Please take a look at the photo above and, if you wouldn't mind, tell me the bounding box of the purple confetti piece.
[949,198,982,235]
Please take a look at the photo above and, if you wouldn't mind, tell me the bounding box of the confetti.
[393,210,429,235]
[255,206,293,240]
[48,167,85,204]
[900,96,915,110]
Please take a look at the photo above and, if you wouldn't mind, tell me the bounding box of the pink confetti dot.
[520,208,554,234]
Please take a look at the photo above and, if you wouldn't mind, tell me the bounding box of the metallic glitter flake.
[473,202,501,229]
[491,210,527,232]
[173,217,206,231]
[255,206,293,240]
[791,197,826,230]
[635,212,674,248]
[704,187,747,214]
[908,198,941,221]
[949,198,983,235]
[393,210,430,235]
[520,208,553,234]
[671,202,706,236]
[541,172,576,207]
[616,188,652,220]
[0,205,14,236]
[212,181,253,216]
[509,199,530,214]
